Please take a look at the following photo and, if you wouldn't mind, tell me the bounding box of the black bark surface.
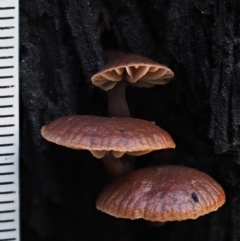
[20,0,240,240]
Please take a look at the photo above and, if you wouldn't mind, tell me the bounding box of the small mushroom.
[96,165,226,222]
[91,50,174,117]
[92,50,174,90]
[41,115,175,175]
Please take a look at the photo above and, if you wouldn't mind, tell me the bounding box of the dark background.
[20,0,240,240]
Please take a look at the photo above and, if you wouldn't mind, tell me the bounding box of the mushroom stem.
[104,80,134,177]
[107,80,130,117]
[102,153,134,177]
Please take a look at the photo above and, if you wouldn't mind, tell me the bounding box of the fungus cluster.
[41,50,225,224]
[41,50,176,175]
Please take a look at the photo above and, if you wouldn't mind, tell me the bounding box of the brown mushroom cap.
[41,115,175,158]
[91,51,174,91]
[96,165,226,222]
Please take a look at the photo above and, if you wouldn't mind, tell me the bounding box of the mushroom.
[41,116,175,176]
[91,50,174,117]
[90,51,175,175]
[96,165,226,222]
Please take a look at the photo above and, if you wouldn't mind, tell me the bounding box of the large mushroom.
[41,116,175,175]
[91,50,174,117]
[96,165,226,222]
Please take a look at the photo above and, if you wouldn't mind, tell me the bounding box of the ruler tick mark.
[0,37,14,40]
[0,144,14,147]
[0,182,14,185]
[0,105,13,108]
[0,7,15,10]
[0,153,14,156]
[0,163,14,166]
[0,219,15,223]
[0,96,14,99]
[0,85,14,89]
[0,27,14,30]
[0,237,16,240]
[0,134,14,137]
[0,76,13,79]
[0,172,14,175]
[0,17,14,20]
[0,210,15,214]
[0,115,14,118]
[0,239,16,241]
[0,229,16,232]
[0,191,15,194]
[0,66,14,69]
[0,201,14,204]
[0,56,13,59]
[0,124,14,127]
[0,47,13,50]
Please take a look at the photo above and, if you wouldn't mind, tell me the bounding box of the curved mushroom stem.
[102,153,134,177]
[107,80,130,117]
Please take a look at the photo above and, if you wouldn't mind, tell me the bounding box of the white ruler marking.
[0,0,19,241]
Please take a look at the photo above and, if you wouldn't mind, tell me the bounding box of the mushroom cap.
[91,50,174,91]
[96,165,226,222]
[41,115,175,159]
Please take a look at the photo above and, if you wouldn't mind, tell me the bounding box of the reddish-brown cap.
[41,115,175,158]
[91,51,174,91]
[96,165,226,221]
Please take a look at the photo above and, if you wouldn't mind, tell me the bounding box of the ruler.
[0,0,19,241]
